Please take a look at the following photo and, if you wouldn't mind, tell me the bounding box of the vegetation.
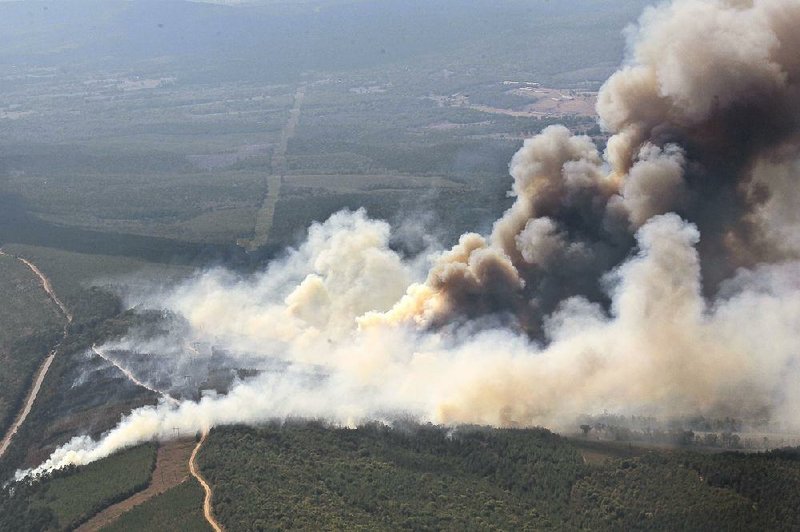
[2,244,192,319]
[0,0,640,254]
[199,423,800,531]
[199,422,581,530]
[102,479,210,532]
[0,443,157,531]
[3,422,800,531]
[0,284,160,483]
[682,449,800,528]
[0,254,63,437]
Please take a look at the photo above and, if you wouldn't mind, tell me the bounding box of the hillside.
[4,421,800,530]
[197,423,800,531]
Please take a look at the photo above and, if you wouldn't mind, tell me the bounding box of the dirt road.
[75,440,196,532]
[243,84,305,251]
[15,255,72,322]
[190,431,223,532]
[0,249,71,459]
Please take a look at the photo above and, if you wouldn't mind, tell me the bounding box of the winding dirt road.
[0,249,72,459]
[190,431,223,532]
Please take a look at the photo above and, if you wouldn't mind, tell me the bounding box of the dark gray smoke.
[372,0,800,335]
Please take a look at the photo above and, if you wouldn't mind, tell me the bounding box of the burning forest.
[18,0,800,479]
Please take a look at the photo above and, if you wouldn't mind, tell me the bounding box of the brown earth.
[190,432,224,532]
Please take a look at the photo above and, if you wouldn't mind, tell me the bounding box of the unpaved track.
[0,249,72,459]
[15,255,72,322]
[75,440,196,532]
[190,431,223,532]
[244,84,305,251]
[0,249,217,528]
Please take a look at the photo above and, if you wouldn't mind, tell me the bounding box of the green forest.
[0,443,157,531]
[197,423,800,531]
[2,422,799,530]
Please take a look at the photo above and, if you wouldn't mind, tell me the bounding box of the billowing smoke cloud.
[18,0,800,478]
[377,0,800,331]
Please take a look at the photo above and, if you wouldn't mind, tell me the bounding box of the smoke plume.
[17,0,800,478]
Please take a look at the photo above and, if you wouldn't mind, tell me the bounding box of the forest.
[197,422,800,531]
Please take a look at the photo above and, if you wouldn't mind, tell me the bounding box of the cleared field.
[512,87,597,116]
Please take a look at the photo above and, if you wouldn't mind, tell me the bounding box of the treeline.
[577,414,789,450]
[581,425,753,450]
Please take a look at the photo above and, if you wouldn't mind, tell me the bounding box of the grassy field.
[102,479,210,532]
[0,0,626,251]
[0,253,63,437]
[0,443,157,531]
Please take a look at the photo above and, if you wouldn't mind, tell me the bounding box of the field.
[0,0,647,254]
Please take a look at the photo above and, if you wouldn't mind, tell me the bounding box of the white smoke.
[17,0,800,478]
[18,211,800,479]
